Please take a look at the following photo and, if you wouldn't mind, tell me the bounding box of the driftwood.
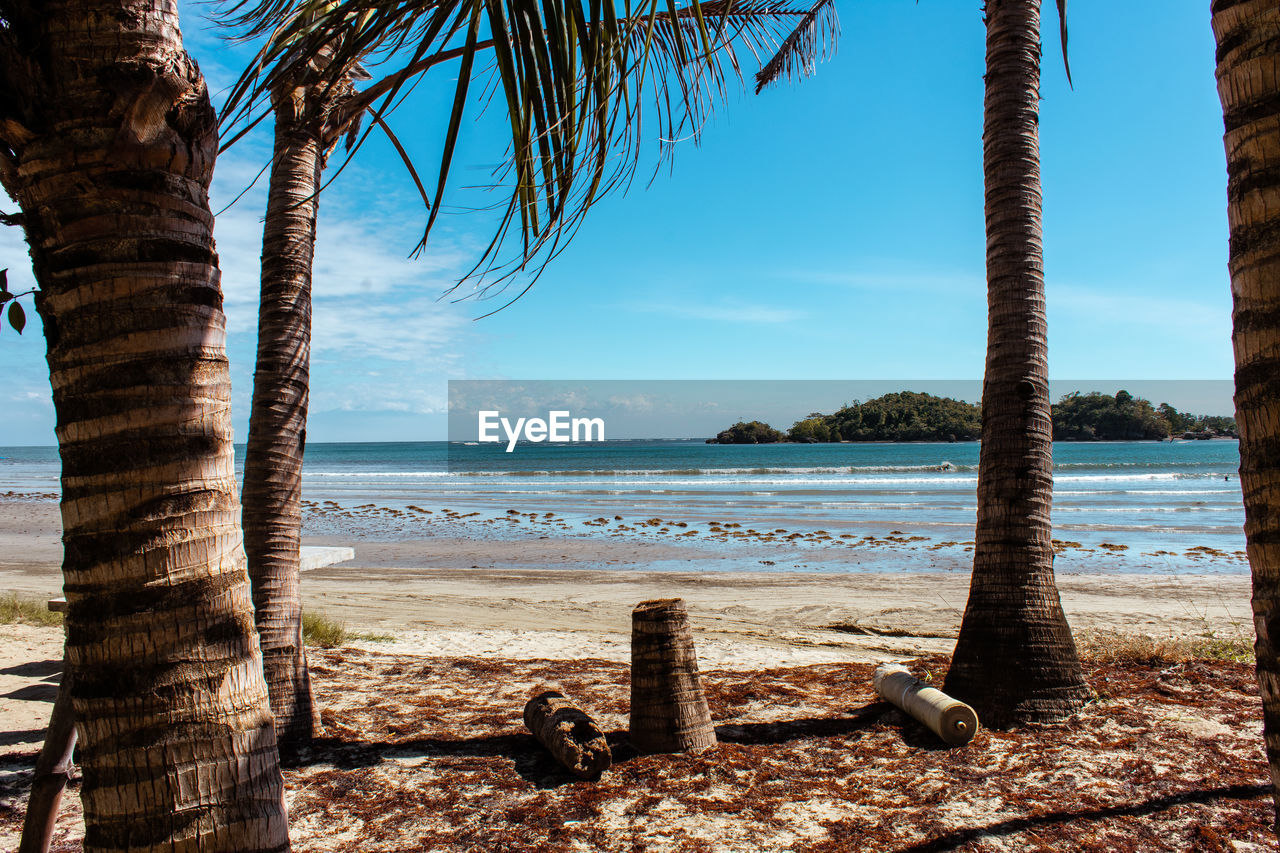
[874,663,979,746]
[523,690,612,778]
[19,599,76,853]
[629,598,716,753]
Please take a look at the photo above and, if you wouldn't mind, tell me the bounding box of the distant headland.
[707,390,1237,444]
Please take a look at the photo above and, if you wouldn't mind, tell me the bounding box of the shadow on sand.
[887,783,1270,853]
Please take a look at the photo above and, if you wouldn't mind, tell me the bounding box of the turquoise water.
[0,440,1247,573]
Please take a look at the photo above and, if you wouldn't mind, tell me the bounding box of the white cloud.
[311,291,468,364]
[801,269,983,293]
[207,139,479,421]
[606,393,656,412]
[1049,282,1229,335]
[632,300,809,324]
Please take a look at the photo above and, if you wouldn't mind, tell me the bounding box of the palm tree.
[941,0,1091,727]
[238,45,360,747]
[0,1,289,850]
[221,0,837,746]
[1212,0,1280,830]
[755,0,1088,728]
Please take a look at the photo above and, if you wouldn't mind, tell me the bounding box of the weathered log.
[874,663,979,746]
[523,690,612,778]
[629,598,717,753]
[19,605,75,853]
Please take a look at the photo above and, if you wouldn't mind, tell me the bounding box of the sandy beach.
[0,493,1253,664]
[0,490,1267,850]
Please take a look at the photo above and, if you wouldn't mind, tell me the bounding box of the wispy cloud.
[1049,283,1229,334]
[210,140,478,421]
[799,269,983,293]
[630,300,809,324]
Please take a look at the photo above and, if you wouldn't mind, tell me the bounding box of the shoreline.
[0,492,1252,653]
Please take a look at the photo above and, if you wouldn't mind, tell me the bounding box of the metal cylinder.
[874,663,979,746]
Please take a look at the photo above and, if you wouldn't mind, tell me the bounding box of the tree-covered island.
[707,391,1237,444]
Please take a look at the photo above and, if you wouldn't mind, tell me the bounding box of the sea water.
[0,440,1247,574]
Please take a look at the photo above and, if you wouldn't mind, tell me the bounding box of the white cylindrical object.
[874,663,979,746]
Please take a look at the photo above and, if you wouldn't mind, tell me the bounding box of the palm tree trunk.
[1212,0,1280,830]
[0,2,289,849]
[943,0,1090,728]
[241,92,326,747]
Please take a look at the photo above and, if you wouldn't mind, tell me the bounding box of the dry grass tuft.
[302,611,394,648]
[1077,630,1254,666]
[303,611,350,648]
[0,593,62,627]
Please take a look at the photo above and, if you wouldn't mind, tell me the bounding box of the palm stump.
[629,598,717,753]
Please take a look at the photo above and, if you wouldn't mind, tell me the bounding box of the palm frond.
[1056,0,1072,88]
[216,0,834,300]
[753,0,835,95]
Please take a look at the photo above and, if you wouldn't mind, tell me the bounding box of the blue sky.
[0,1,1231,444]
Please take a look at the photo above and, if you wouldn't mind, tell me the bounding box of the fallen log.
[629,597,717,753]
[523,690,612,778]
[874,663,979,746]
[20,599,75,853]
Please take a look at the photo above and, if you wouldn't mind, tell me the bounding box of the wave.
[1053,460,1232,469]
[1056,489,1236,496]
[1054,505,1241,513]
[302,465,1237,480]
[1054,472,1232,483]
[305,464,976,478]
[303,471,452,477]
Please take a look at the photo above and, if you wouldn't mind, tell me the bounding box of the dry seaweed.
[1,649,1271,851]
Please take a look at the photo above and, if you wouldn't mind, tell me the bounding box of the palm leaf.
[1056,0,1072,88]
[217,0,832,297]
[753,0,835,95]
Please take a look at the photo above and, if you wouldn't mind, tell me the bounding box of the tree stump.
[523,690,611,778]
[629,598,716,753]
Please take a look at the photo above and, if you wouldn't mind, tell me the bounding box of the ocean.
[0,439,1246,575]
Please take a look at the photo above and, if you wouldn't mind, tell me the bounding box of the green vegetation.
[710,392,980,443]
[1052,391,1236,441]
[1052,390,1170,440]
[709,420,787,444]
[0,593,63,627]
[301,610,394,648]
[711,390,1236,443]
[821,392,981,442]
[1157,403,1237,438]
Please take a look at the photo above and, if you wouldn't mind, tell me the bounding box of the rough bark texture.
[242,87,324,748]
[18,669,76,853]
[0,2,290,850]
[523,690,612,778]
[943,0,1091,728]
[241,61,356,747]
[629,598,717,753]
[1213,0,1280,831]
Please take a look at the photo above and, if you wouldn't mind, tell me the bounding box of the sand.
[0,491,1267,850]
[0,495,1252,659]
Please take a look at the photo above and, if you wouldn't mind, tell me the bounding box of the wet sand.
[0,493,1253,665]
